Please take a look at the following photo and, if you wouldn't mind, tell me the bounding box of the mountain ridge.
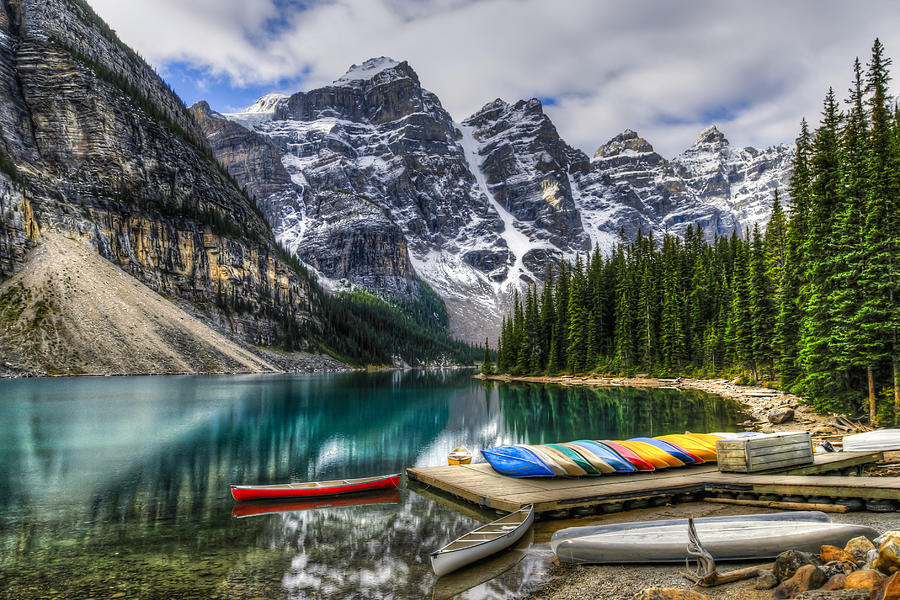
[196,56,793,342]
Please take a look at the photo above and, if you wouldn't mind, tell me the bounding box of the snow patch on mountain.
[334,57,402,85]
[457,122,539,292]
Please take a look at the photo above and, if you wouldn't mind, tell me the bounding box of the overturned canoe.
[481,446,556,477]
[656,433,719,461]
[431,504,534,577]
[553,515,877,564]
[568,441,632,472]
[631,437,704,464]
[550,511,832,549]
[230,473,402,502]
[615,440,684,468]
[596,440,656,471]
[534,444,588,476]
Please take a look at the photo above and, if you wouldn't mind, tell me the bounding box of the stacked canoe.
[481,432,722,478]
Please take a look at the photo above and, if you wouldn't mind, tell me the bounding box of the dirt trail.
[0,232,278,376]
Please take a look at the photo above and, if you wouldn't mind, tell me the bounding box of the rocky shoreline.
[475,373,854,438]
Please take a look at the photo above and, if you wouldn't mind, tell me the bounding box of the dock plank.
[406,451,894,514]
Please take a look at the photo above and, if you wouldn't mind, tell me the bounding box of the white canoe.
[554,518,878,564]
[843,429,900,451]
[430,504,534,577]
[551,511,832,551]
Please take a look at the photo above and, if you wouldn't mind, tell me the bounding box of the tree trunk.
[894,328,899,421]
[868,366,877,425]
[893,358,899,420]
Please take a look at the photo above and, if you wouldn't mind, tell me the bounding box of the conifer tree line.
[490,39,900,422]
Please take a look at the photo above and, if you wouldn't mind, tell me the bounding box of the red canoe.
[231,489,402,518]
[230,473,402,502]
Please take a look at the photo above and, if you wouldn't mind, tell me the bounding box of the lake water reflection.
[0,371,744,599]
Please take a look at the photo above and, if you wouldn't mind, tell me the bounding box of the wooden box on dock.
[716,432,813,473]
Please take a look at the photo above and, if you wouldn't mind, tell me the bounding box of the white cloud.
[90,0,900,156]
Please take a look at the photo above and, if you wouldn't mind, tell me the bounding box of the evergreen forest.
[489,40,900,423]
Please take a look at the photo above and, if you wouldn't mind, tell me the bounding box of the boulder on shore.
[844,536,876,565]
[775,550,821,582]
[770,565,827,599]
[844,569,883,590]
[769,407,795,424]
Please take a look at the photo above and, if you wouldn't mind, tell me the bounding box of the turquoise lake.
[0,371,744,599]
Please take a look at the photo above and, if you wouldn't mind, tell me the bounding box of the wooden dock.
[406,452,899,516]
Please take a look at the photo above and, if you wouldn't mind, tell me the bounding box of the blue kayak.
[482,446,556,477]
[629,437,702,464]
[571,440,636,473]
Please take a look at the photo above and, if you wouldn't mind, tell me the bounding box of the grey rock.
[820,561,854,578]
[774,550,820,582]
[769,407,795,424]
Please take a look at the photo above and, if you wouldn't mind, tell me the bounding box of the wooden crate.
[716,433,813,473]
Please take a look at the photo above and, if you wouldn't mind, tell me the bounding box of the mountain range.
[192,57,793,342]
[0,0,792,374]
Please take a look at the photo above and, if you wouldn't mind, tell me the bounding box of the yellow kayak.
[682,432,725,446]
[616,440,685,468]
[655,434,717,461]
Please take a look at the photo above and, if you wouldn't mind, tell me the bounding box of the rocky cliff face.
[200,57,793,342]
[0,0,317,350]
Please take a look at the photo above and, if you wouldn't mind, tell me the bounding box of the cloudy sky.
[91,0,900,157]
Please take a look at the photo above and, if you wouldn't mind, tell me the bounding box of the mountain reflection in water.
[0,370,743,599]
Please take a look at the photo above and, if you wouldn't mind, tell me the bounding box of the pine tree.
[726,236,753,373]
[637,232,658,372]
[567,256,587,372]
[525,285,541,374]
[613,244,634,373]
[765,190,788,292]
[585,247,604,368]
[859,39,899,421]
[750,224,777,379]
[778,119,811,386]
[799,88,844,407]
[554,262,570,371]
[539,264,556,371]
[481,337,493,375]
[832,57,871,410]
[660,234,685,372]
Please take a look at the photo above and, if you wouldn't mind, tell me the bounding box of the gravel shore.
[518,502,900,600]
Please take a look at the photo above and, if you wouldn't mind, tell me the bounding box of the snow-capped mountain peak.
[244,92,289,114]
[691,124,729,149]
[333,56,410,86]
[594,129,656,159]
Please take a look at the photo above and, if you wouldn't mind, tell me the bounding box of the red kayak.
[595,440,656,472]
[231,489,402,518]
[230,473,402,502]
